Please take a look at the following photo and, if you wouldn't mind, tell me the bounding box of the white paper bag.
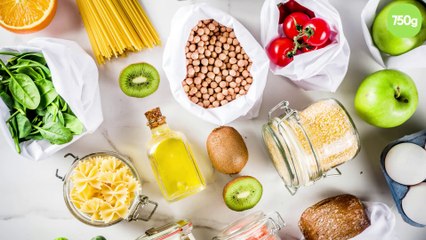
[163,3,269,125]
[353,202,398,240]
[0,38,103,160]
[260,0,350,92]
[361,0,426,69]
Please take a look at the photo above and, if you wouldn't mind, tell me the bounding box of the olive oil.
[145,108,205,201]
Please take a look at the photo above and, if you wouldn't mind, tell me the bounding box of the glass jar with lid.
[137,220,196,240]
[213,211,285,240]
[262,99,360,195]
[57,151,158,227]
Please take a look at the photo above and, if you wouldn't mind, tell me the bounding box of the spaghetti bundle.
[76,0,160,64]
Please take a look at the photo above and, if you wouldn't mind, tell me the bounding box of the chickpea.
[184,19,254,109]
[191,96,199,103]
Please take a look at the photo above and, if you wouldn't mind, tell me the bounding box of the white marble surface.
[0,0,425,239]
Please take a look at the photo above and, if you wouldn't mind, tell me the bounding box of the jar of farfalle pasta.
[58,152,158,227]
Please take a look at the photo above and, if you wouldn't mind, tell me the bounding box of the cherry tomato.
[278,0,315,24]
[302,18,331,46]
[266,37,295,67]
[283,12,310,39]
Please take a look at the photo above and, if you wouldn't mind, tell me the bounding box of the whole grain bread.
[299,194,370,240]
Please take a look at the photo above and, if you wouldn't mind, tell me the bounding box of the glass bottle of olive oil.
[145,107,206,202]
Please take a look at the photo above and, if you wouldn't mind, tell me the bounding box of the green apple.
[354,69,418,128]
[372,0,426,55]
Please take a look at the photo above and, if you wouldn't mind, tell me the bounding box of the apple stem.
[394,86,409,103]
[394,86,401,99]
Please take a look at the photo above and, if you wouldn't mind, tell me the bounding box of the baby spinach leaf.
[0,91,14,109]
[35,107,47,117]
[16,67,43,81]
[18,52,46,65]
[35,79,58,109]
[63,113,84,135]
[16,113,32,139]
[7,116,20,153]
[8,73,41,110]
[0,51,19,57]
[43,104,59,123]
[11,59,51,77]
[34,122,73,145]
[57,110,65,126]
[34,67,47,79]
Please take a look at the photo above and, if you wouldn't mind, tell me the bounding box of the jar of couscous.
[262,99,360,195]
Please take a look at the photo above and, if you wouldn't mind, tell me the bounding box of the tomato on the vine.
[283,12,310,39]
[302,18,330,46]
[266,37,295,67]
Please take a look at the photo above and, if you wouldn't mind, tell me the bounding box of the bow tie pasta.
[70,155,140,223]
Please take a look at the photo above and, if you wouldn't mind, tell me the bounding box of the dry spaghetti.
[76,0,160,64]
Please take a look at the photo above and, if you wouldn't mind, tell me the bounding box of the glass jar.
[213,211,285,240]
[57,152,158,227]
[262,99,360,195]
[137,220,196,240]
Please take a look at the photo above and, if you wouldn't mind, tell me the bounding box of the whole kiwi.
[206,126,248,174]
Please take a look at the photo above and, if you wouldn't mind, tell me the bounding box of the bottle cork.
[145,107,166,129]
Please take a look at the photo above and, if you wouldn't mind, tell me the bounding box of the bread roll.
[299,194,370,240]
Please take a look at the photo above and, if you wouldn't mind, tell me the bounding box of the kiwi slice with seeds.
[223,176,263,211]
[119,62,160,98]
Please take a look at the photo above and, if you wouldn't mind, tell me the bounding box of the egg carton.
[380,129,426,227]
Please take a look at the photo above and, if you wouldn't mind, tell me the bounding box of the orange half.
[0,0,57,34]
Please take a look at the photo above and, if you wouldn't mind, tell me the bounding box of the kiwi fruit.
[206,126,248,174]
[119,62,160,98]
[223,176,263,211]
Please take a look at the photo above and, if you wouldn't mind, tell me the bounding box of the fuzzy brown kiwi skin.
[206,126,248,174]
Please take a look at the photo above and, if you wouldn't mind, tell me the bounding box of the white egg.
[402,183,426,225]
[384,143,426,185]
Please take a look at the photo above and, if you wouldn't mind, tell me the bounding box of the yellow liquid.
[149,137,205,201]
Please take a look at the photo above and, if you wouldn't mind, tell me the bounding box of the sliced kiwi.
[119,62,160,98]
[223,176,263,211]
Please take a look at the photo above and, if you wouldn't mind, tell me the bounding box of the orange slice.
[0,0,57,34]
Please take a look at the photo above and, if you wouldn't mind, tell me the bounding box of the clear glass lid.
[213,211,285,240]
[137,220,194,240]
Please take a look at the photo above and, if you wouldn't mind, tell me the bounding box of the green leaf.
[18,52,46,65]
[16,67,43,81]
[9,59,51,78]
[16,113,32,139]
[34,67,47,79]
[26,132,43,141]
[57,110,65,126]
[0,91,14,109]
[7,116,20,153]
[43,104,58,123]
[34,122,73,145]
[35,79,58,109]
[91,236,106,240]
[63,113,84,135]
[0,51,19,57]
[53,238,68,240]
[35,107,47,116]
[8,73,41,110]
